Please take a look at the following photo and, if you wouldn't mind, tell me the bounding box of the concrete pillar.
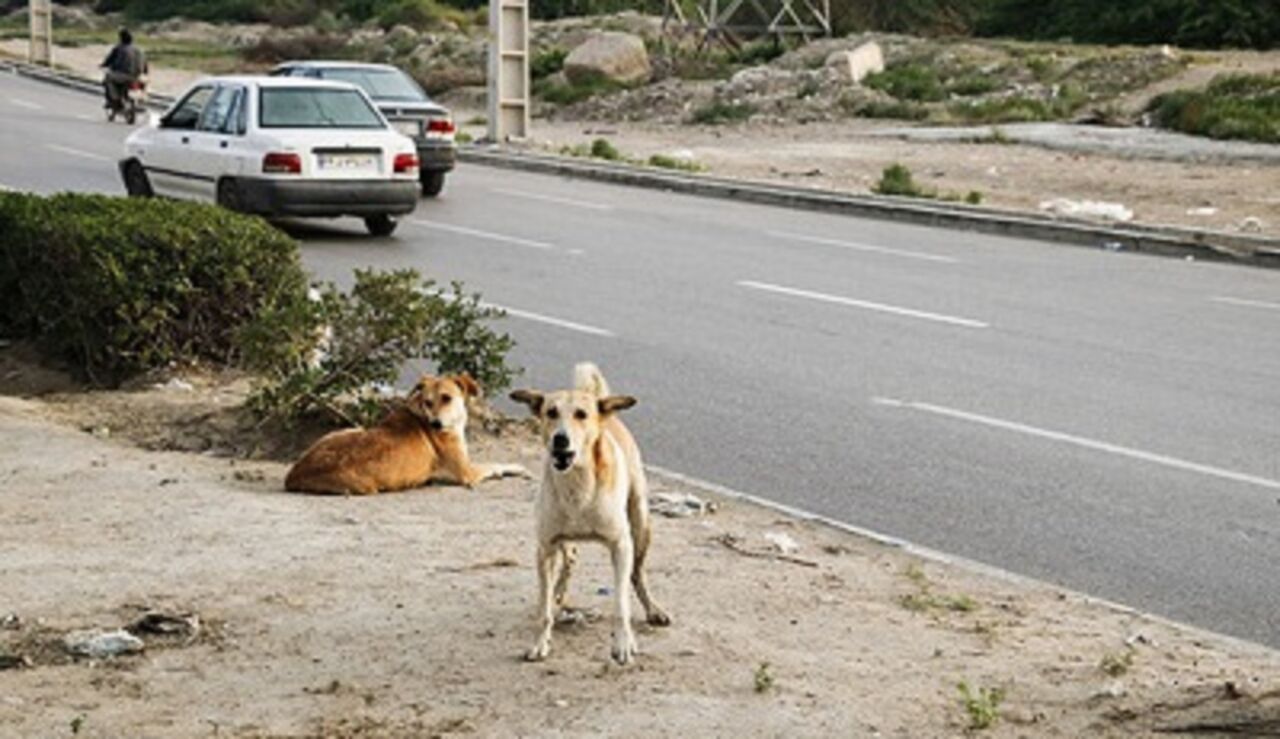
[487,0,529,142]
[29,0,53,66]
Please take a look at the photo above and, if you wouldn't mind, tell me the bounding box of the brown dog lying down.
[285,373,529,495]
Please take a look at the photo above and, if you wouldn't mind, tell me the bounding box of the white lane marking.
[410,218,557,251]
[75,113,97,122]
[768,230,959,264]
[1211,296,1280,312]
[483,302,614,337]
[491,187,614,211]
[873,397,1280,492]
[9,98,42,110]
[738,279,989,329]
[46,144,111,163]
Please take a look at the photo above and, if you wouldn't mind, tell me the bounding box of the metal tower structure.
[663,0,832,48]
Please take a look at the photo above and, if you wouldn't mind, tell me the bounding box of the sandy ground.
[2,356,1280,738]
[474,116,1280,240]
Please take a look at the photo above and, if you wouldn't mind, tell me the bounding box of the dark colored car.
[271,61,456,197]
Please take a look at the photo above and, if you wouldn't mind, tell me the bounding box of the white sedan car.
[120,76,420,236]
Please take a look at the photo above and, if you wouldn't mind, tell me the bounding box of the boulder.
[386,24,420,50]
[564,32,650,86]
[825,41,885,84]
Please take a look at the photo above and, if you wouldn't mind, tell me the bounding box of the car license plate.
[317,153,378,171]
[393,120,421,137]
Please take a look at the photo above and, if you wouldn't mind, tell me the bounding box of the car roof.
[273,61,405,73]
[193,75,364,90]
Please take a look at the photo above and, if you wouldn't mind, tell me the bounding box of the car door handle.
[181,136,190,144]
[220,141,228,149]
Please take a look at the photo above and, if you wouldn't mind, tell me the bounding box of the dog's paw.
[610,632,637,665]
[646,608,672,627]
[524,641,550,662]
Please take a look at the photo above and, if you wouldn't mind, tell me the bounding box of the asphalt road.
[4,71,1279,647]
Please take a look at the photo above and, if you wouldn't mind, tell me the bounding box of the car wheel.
[216,178,242,212]
[365,214,398,237]
[420,171,446,198]
[121,159,153,198]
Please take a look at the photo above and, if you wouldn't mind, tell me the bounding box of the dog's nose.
[429,419,443,431]
[552,432,570,450]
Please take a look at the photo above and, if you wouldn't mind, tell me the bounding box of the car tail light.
[262,152,302,175]
[394,153,420,174]
[426,118,455,135]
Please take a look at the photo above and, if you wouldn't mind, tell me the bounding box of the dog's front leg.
[524,542,559,662]
[609,535,637,665]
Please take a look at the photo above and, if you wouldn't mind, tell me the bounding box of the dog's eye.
[440,394,452,404]
[547,408,559,420]
[574,409,588,421]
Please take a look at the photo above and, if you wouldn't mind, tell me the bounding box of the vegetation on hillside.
[1149,72,1280,143]
[51,0,1277,50]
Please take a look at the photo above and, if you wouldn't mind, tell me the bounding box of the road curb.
[1,59,175,110]
[457,146,1280,270]
[646,464,1280,657]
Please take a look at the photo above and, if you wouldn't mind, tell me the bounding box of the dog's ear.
[598,395,637,415]
[453,373,481,398]
[509,389,544,415]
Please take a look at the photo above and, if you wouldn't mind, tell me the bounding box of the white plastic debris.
[1186,207,1218,217]
[1039,198,1134,223]
[1239,216,1265,233]
[649,491,714,518]
[764,531,800,555]
[63,629,144,658]
[153,378,194,392]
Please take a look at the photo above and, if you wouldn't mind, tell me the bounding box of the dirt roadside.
[2,358,1279,738]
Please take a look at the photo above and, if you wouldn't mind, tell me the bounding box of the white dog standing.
[511,363,671,665]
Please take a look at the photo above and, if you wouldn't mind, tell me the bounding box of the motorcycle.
[106,77,146,125]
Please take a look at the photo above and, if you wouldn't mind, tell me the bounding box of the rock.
[564,32,650,86]
[0,613,19,631]
[63,629,145,659]
[764,531,800,555]
[825,42,885,84]
[386,24,419,50]
[0,654,32,671]
[130,612,200,639]
[1093,680,1127,699]
[650,491,715,517]
[1239,216,1264,233]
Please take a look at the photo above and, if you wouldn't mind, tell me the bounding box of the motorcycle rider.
[100,28,147,111]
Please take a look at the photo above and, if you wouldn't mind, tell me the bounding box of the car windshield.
[258,88,385,129]
[319,68,428,103]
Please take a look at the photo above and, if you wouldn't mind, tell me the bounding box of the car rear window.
[258,88,385,129]
[319,69,428,102]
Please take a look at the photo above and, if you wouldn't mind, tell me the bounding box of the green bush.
[847,98,930,120]
[689,99,757,125]
[1149,72,1280,144]
[873,163,933,198]
[590,138,621,161]
[647,153,702,172]
[534,75,621,105]
[240,269,517,427]
[950,95,1057,123]
[865,64,946,102]
[377,0,470,30]
[0,192,308,385]
[531,47,568,80]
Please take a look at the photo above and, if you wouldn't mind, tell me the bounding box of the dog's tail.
[573,362,610,397]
